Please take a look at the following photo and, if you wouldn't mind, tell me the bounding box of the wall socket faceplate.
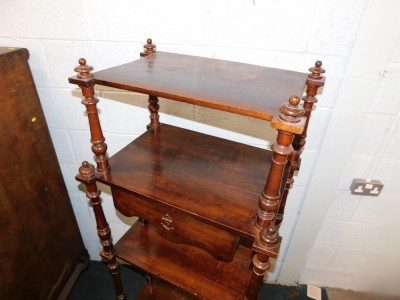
[350,178,384,196]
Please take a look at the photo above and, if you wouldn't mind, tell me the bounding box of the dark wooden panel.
[89,51,308,121]
[0,48,86,300]
[97,124,273,240]
[111,222,253,300]
[135,277,201,300]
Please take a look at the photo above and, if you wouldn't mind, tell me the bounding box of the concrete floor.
[326,288,400,300]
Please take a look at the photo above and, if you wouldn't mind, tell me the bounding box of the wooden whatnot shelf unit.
[69,39,325,300]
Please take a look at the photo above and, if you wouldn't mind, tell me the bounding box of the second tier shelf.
[97,124,273,240]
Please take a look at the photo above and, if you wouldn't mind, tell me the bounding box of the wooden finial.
[79,161,95,179]
[74,58,94,79]
[278,95,305,124]
[308,60,325,80]
[140,38,156,57]
[259,226,279,247]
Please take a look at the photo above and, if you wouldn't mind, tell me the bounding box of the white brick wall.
[300,28,400,295]
[5,0,399,294]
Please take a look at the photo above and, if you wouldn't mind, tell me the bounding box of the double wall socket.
[350,178,384,196]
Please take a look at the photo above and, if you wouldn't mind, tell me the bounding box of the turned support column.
[275,61,326,228]
[141,39,160,230]
[140,39,161,131]
[255,129,295,230]
[246,129,294,300]
[76,162,126,300]
[147,95,160,130]
[246,96,305,300]
[71,59,110,176]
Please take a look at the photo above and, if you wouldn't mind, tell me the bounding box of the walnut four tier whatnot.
[68,39,326,300]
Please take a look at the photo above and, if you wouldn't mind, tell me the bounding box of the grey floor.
[67,261,400,299]
[326,288,400,300]
[67,261,328,299]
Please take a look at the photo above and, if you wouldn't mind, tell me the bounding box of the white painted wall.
[292,1,400,295]
[2,0,398,295]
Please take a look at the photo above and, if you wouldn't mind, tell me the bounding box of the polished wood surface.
[0,47,86,300]
[97,124,272,240]
[111,222,253,300]
[91,51,308,121]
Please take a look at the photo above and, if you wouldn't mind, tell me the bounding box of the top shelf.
[93,52,308,121]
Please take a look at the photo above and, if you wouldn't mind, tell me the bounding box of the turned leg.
[245,254,271,300]
[275,61,326,228]
[246,130,294,300]
[247,96,305,300]
[76,161,126,300]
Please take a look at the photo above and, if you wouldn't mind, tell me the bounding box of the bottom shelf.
[110,221,253,300]
[135,277,200,300]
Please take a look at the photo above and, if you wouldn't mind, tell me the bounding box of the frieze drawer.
[112,187,239,262]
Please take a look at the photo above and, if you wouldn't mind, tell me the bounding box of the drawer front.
[112,188,239,261]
